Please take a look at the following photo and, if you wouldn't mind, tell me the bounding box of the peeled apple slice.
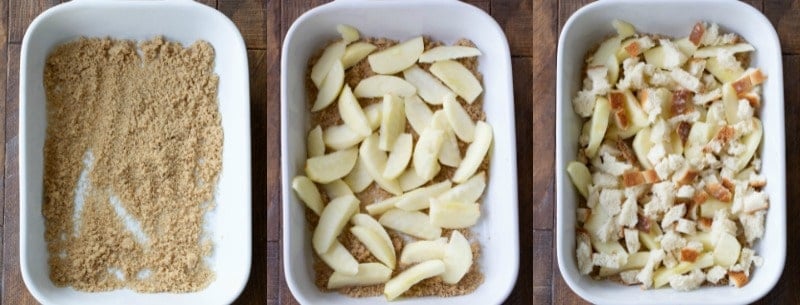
[354,75,417,98]
[368,36,423,74]
[322,179,353,199]
[590,36,621,66]
[429,198,480,229]
[632,127,654,169]
[359,134,403,195]
[566,161,591,198]
[305,147,358,183]
[366,197,399,216]
[307,125,325,157]
[722,83,741,124]
[342,42,377,69]
[437,171,486,203]
[312,195,359,254]
[412,128,445,181]
[379,209,442,240]
[383,133,413,179]
[684,122,714,162]
[398,165,438,191]
[713,232,741,268]
[441,230,473,284]
[585,97,611,158]
[706,57,744,83]
[379,94,406,151]
[343,156,373,193]
[319,241,359,276]
[351,226,396,269]
[430,110,462,167]
[291,176,324,215]
[404,94,434,135]
[395,180,452,211]
[337,24,359,43]
[443,94,476,142]
[383,260,445,300]
[323,124,366,150]
[311,60,345,112]
[327,263,392,289]
[338,85,372,136]
[400,238,447,264]
[351,213,394,254]
[363,102,382,131]
[430,60,483,104]
[612,19,635,39]
[452,121,492,183]
[402,65,454,105]
[310,41,346,87]
[419,46,482,63]
[733,118,762,172]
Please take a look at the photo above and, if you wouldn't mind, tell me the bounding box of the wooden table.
[0,0,797,304]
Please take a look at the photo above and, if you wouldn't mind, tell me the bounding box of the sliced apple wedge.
[429,198,480,228]
[694,43,754,58]
[305,147,358,183]
[404,94,433,135]
[291,175,324,215]
[366,196,399,216]
[383,133,413,179]
[441,230,473,284]
[379,209,442,240]
[400,238,447,264]
[351,226,397,269]
[706,57,744,83]
[632,127,654,169]
[343,156,373,192]
[419,45,482,63]
[566,161,591,198]
[351,213,394,252]
[311,60,345,112]
[452,121,493,183]
[402,65,454,105]
[368,36,423,74]
[384,260,445,300]
[353,75,416,98]
[322,179,353,199]
[337,24,360,43]
[323,124,366,151]
[438,171,486,204]
[319,241,359,276]
[312,194,359,254]
[722,82,740,124]
[359,134,403,195]
[590,36,622,66]
[430,60,483,104]
[612,19,635,39]
[713,232,741,268]
[733,118,762,172]
[398,165,439,191]
[684,122,714,162]
[379,94,406,151]
[342,42,378,69]
[338,85,372,136]
[307,125,325,157]
[395,180,452,211]
[443,94,476,142]
[310,41,346,88]
[430,110,462,167]
[412,128,445,181]
[585,97,611,158]
[328,263,392,289]
[363,102,383,131]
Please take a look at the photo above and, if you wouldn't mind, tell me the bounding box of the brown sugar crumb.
[42,36,221,292]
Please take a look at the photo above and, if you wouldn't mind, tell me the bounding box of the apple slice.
[403,65,454,105]
[337,24,359,43]
[430,60,483,104]
[351,213,394,252]
[310,41,346,87]
[319,241,359,276]
[566,161,591,198]
[354,75,416,98]
[443,94,476,142]
[291,175,324,215]
[412,128,445,181]
[384,260,445,300]
[706,57,744,83]
[591,36,622,66]
[694,43,754,58]
[368,36,424,74]
[398,165,439,191]
[323,124,366,151]
[733,118,762,172]
[612,19,635,39]
[338,85,372,136]
[419,46,482,63]
[311,60,345,112]
[305,147,358,183]
[343,156,373,192]
[684,122,714,163]
[379,209,442,240]
[307,125,325,157]
[363,102,382,131]
[312,194,360,254]
[383,133,413,179]
[585,97,611,158]
[379,94,406,151]
[322,179,353,199]
[404,94,434,135]
[441,230,473,284]
[722,82,741,124]
[395,180,452,211]
[713,232,741,268]
[452,121,492,183]
[632,127,654,169]
[429,198,480,228]
[400,238,447,264]
[366,197,399,216]
[430,110,462,167]
[351,226,397,269]
[342,42,378,69]
[359,134,403,195]
[437,171,485,204]
[328,263,392,289]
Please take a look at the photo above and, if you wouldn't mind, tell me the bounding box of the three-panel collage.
[0,0,796,304]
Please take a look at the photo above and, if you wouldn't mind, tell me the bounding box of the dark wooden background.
[0,0,797,304]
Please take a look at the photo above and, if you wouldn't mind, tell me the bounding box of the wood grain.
[765,0,800,54]
[532,0,557,231]
[266,0,281,244]
[0,0,8,232]
[492,0,532,56]
[8,0,61,44]
[219,0,267,49]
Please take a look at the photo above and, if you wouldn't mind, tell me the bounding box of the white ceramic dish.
[280,0,519,303]
[555,1,786,304]
[19,1,251,304]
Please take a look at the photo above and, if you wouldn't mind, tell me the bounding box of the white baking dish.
[280,0,519,303]
[19,0,251,304]
[555,1,786,304]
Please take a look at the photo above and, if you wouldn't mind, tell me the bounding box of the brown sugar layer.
[42,36,222,292]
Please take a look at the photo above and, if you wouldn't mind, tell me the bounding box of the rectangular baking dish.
[19,0,251,304]
[280,0,519,303]
[555,1,786,304]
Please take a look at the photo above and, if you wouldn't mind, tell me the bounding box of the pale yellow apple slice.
[585,97,611,158]
[419,46,482,63]
[351,226,396,269]
[328,263,392,289]
[395,180,452,211]
[291,175,324,215]
[338,85,372,136]
[437,171,486,203]
[378,209,442,240]
[694,43,754,58]
[384,260,445,300]
[429,110,462,167]
[311,60,345,112]
[590,36,621,66]
[684,122,714,163]
[441,230,473,284]
[733,118,762,172]
[653,253,713,288]
[612,19,635,39]
[366,197,399,216]
[429,198,480,228]
[621,90,649,130]
[307,125,325,157]
[383,133,413,179]
[379,94,406,151]
[566,161,591,198]
[359,134,403,195]
[606,54,620,84]
[343,156,373,192]
[368,36,423,74]
[722,82,740,124]
[430,60,483,104]
[713,232,741,267]
[400,238,447,264]
[351,213,394,252]
[322,179,353,199]
[342,42,378,69]
[337,24,359,44]
[443,94,476,142]
[412,128,445,180]
[404,94,433,135]
[452,121,492,183]
[323,124,366,151]
[363,102,382,131]
[305,147,358,183]
[398,165,439,192]
[312,194,360,254]
[632,127,654,169]
[706,57,744,83]
[310,41,346,87]
[402,65,454,105]
[319,241,359,276]
[354,75,416,98]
